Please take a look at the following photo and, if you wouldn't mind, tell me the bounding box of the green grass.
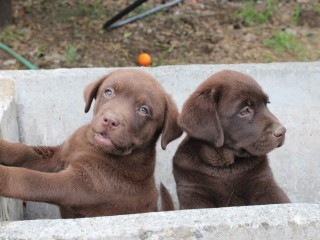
[264,31,301,55]
[133,5,151,15]
[263,54,275,63]
[264,0,275,20]
[123,31,133,39]
[237,4,268,26]
[56,0,105,22]
[316,4,320,15]
[236,0,275,26]
[0,26,25,42]
[292,3,301,25]
[65,45,80,64]
[130,4,160,22]
[78,0,105,19]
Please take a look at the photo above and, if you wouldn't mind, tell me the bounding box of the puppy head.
[179,70,286,157]
[84,69,182,155]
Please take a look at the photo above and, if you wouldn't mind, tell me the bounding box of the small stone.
[285,28,297,36]
[3,59,17,66]
[243,33,257,42]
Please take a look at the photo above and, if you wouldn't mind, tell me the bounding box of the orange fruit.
[137,53,152,66]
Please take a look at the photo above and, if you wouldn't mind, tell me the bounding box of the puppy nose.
[274,126,286,138]
[102,114,120,129]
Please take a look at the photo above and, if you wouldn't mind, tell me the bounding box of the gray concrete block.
[0,204,319,239]
[0,63,319,239]
[0,78,23,221]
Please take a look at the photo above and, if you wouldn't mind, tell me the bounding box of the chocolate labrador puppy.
[0,69,182,218]
[173,70,290,209]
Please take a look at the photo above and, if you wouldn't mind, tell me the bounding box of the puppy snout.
[102,113,120,129]
[274,126,286,138]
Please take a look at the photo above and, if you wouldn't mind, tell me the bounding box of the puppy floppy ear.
[161,94,183,150]
[84,75,108,113]
[178,88,224,147]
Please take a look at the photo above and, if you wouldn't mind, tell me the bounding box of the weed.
[316,4,320,15]
[264,55,274,63]
[123,31,133,39]
[152,52,167,67]
[292,3,301,25]
[237,4,267,26]
[78,0,105,19]
[130,5,160,22]
[0,26,25,42]
[36,50,45,58]
[265,0,275,20]
[65,45,80,64]
[264,31,301,55]
[56,0,105,22]
[237,0,275,26]
[133,5,151,15]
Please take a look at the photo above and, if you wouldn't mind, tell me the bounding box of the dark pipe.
[103,0,149,30]
[107,0,183,30]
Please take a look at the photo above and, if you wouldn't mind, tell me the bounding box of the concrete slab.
[0,78,23,221]
[0,204,319,239]
[0,63,319,236]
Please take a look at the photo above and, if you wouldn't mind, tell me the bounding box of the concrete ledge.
[0,63,319,238]
[0,204,319,239]
[0,78,23,221]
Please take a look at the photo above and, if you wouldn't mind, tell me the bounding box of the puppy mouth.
[93,131,134,155]
[277,136,285,148]
[94,132,115,147]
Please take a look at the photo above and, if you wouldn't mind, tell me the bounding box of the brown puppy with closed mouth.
[0,69,182,218]
[173,70,290,209]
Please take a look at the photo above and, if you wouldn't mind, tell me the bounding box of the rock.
[44,53,64,64]
[3,59,17,66]
[243,33,257,42]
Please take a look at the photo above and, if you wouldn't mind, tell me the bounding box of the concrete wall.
[0,79,23,221]
[0,62,319,238]
[0,204,319,239]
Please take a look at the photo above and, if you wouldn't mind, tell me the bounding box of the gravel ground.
[0,0,319,70]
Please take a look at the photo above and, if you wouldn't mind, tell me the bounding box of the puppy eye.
[240,107,251,116]
[138,106,149,115]
[104,88,113,97]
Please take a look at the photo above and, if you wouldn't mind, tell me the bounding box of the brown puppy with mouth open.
[0,69,182,218]
[173,70,290,209]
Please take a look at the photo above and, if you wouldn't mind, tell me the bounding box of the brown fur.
[0,69,181,218]
[173,70,290,209]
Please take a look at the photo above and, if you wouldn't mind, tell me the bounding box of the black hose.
[103,0,149,30]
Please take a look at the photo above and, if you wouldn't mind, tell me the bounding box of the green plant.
[36,50,45,58]
[56,0,105,22]
[264,31,300,55]
[237,4,267,26]
[0,26,25,42]
[123,31,133,39]
[292,3,301,25]
[65,45,80,64]
[78,0,104,19]
[265,0,275,20]
[133,5,151,15]
[237,0,275,26]
[264,55,274,63]
[316,4,320,15]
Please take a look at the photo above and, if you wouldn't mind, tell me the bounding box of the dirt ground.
[0,0,319,70]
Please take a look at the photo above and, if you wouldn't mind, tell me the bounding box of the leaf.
[123,32,133,39]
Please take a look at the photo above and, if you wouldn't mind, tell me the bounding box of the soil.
[0,0,319,70]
